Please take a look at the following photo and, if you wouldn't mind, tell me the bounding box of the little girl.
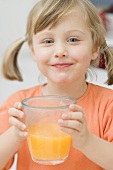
[0,0,113,170]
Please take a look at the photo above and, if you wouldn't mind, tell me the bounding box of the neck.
[42,80,88,100]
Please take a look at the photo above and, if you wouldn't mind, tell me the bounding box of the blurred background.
[0,0,41,104]
[91,0,113,6]
[0,0,113,169]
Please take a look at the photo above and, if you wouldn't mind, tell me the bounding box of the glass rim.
[21,95,76,110]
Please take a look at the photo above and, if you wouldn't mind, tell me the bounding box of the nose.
[53,44,68,58]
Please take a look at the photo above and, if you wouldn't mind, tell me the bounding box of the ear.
[91,47,100,60]
[29,44,37,62]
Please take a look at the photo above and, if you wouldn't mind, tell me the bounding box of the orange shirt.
[0,83,113,170]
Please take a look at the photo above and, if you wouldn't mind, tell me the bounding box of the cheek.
[72,48,91,63]
[33,48,49,63]
[33,51,50,75]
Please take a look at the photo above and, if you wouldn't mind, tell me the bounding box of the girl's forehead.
[60,10,85,22]
[53,12,86,29]
[33,12,90,38]
[33,8,86,34]
[31,1,86,34]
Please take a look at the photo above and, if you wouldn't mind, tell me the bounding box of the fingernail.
[22,125,26,130]
[24,132,28,137]
[62,113,67,119]
[70,104,76,109]
[18,103,22,109]
[20,112,24,118]
[58,119,63,124]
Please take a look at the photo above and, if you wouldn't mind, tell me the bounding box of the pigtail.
[2,37,26,81]
[102,42,113,85]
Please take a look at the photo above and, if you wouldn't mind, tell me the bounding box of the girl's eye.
[43,39,54,44]
[67,37,79,43]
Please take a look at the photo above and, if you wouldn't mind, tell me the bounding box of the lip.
[51,63,73,69]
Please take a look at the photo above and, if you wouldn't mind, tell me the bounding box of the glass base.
[32,156,68,165]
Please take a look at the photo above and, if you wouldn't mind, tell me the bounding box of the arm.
[0,102,28,170]
[80,132,113,170]
[58,104,113,170]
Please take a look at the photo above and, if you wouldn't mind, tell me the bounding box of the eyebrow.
[66,29,86,35]
[35,29,86,39]
[35,31,53,39]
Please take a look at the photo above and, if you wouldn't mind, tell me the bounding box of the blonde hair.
[2,0,113,85]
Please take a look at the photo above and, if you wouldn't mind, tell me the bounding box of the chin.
[54,79,71,86]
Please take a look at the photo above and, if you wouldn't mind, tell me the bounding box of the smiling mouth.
[51,63,73,69]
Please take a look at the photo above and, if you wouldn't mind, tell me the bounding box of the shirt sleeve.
[0,92,22,169]
[0,100,11,134]
[103,99,113,142]
[0,91,23,134]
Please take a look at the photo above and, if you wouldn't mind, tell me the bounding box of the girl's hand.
[58,104,90,150]
[8,102,28,141]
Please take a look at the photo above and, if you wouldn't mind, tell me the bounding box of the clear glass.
[22,95,75,165]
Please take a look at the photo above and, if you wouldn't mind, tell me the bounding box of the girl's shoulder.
[17,84,43,98]
[90,83,113,94]
[78,82,113,104]
[3,84,43,106]
[89,82,113,101]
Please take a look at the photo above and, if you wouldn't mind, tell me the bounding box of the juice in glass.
[27,123,72,165]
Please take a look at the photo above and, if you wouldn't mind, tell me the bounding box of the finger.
[9,117,26,131]
[8,108,24,119]
[69,104,83,112]
[14,127,28,138]
[62,111,84,123]
[60,126,78,136]
[14,102,22,110]
[58,119,82,132]
[18,130,28,138]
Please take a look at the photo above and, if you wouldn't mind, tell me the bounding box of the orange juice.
[27,123,72,161]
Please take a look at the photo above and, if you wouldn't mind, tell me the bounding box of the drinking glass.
[22,95,75,165]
